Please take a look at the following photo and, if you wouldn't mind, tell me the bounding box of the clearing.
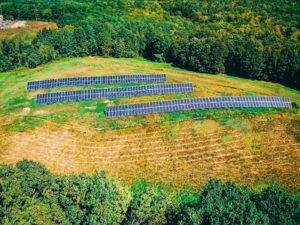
[0,57,299,189]
[0,20,57,42]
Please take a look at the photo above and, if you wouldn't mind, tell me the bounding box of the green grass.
[220,118,250,133]
[3,116,44,132]
[158,107,288,126]
[0,56,299,132]
[222,133,232,145]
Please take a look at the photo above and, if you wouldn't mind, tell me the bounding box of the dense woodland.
[0,160,299,224]
[0,0,299,89]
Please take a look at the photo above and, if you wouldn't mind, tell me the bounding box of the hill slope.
[0,57,299,189]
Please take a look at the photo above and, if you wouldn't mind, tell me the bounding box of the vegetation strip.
[0,160,298,224]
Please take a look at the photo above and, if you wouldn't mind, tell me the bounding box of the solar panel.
[35,83,194,104]
[27,74,167,90]
[105,96,292,117]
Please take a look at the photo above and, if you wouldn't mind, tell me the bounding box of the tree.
[169,36,189,67]
[187,37,211,73]
[251,184,299,225]
[226,34,265,79]
[38,44,58,64]
[1,39,20,71]
[0,160,132,225]
[274,44,300,89]
[112,39,126,58]
[83,23,98,55]
[0,161,299,224]
[124,179,172,224]
[209,39,228,74]
[144,32,172,62]
[59,27,77,57]
[199,179,269,224]
[74,26,89,56]
[0,0,299,90]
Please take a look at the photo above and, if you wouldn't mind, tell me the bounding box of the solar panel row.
[105,96,292,117]
[28,74,167,90]
[36,83,193,104]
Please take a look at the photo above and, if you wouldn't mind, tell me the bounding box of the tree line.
[0,160,299,224]
[0,0,299,89]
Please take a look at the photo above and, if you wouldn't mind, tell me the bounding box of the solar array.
[36,83,193,104]
[105,96,292,117]
[30,73,292,116]
[27,74,166,90]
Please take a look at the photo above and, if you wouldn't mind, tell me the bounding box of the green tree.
[199,179,269,224]
[144,32,172,62]
[170,36,189,67]
[113,39,126,58]
[124,179,172,224]
[251,185,299,225]
[74,26,89,56]
[1,39,20,71]
[226,34,265,79]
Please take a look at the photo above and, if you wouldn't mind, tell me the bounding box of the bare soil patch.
[3,21,26,29]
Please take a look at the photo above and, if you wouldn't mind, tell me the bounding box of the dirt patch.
[0,20,57,41]
[3,21,26,29]
[25,20,57,30]
[104,100,114,106]
[35,110,47,115]
[2,20,57,30]
[19,107,30,115]
[85,106,96,110]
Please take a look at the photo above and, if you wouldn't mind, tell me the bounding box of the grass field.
[0,20,57,42]
[0,57,299,190]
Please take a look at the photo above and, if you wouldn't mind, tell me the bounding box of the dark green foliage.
[1,39,19,71]
[0,160,131,225]
[199,179,269,224]
[226,34,265,80]
[124,179,170,224]
[251,185,300,225]
[185,37,228,74]
[170,37,189,67]
[0,160,68,224]
[0,0,299,89]
[0,160,298,224]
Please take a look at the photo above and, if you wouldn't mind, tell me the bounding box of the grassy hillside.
[0,57,299,189]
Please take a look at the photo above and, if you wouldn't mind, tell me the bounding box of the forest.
[0,0,299,89]
[0,159,299,224]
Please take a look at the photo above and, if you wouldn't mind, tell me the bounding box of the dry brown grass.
[25,20,58,31]
[0,57,299,189]
[0,20,57,41]
[1,115,299,189]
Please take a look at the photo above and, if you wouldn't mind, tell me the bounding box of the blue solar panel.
[27,74,167,90]
[105,96,292,117]
[35,83,193,104]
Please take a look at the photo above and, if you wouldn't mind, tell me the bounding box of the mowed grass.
[0,20,57,43]
[0,56,299,190]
